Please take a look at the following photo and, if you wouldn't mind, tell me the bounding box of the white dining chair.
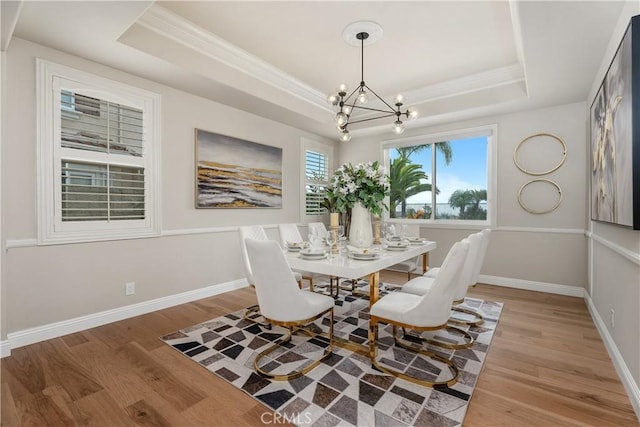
[239,225,304,327]
[278,223,317,291]
[308,222,328,239]
[397,234,480,350]
[386,223,421,280]
[404,229,491,326]
[368,239,469,387]
[245,239,334,380]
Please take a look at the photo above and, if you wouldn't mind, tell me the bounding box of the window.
[37,60,161,244]
[383,125,495,225]
[301,138,333,218]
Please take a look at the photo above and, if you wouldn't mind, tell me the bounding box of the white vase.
[349,202,373,248]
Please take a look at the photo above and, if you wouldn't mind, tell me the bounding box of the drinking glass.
[325,231,337,259]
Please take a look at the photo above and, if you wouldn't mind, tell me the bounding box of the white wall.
[2,38,335,338]
[341,102,588,291]
[586,1,640,407]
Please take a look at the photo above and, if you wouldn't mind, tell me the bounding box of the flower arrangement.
[327,161,390,217]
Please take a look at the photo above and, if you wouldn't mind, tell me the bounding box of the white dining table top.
[285,240,437,280]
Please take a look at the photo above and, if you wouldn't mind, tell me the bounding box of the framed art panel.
[590,14,640,229]
[195,129,282,208]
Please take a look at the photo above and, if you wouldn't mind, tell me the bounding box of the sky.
[391,136,488,205]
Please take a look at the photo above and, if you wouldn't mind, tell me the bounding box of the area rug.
[161,282,502,426]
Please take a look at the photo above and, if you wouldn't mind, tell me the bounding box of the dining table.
[285,239,437,354]
[286,239,437,308]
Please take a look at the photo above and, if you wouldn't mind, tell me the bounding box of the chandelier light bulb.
[394,94,404,105]
[343,105,352,115]
[335,112,348,127]
[392,120,405,134]
[327,94,339,105]
[337,83,349,94]
[408,109,418,120]
[339,130,352,142]
[357,89,368,104]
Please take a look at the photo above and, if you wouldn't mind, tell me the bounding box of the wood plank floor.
[2,271,638,426]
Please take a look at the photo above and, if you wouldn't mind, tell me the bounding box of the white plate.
[387,241,408,247]
[408,237,425,243]
[386,246,407,251]
[300,253,328,260]
[300,249,327,257]
[348,253,380,261]
[287,246,302,252]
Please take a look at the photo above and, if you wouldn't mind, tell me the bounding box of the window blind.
[305,150,329,215]
[61,90,144,157]
[60,90,146,222]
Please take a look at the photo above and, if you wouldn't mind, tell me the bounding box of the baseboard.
[584,293,640,420]
[0,340,11,358]
[2,278,249,357]
[477,274,585,297]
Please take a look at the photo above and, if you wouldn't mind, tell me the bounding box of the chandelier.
[327,22,417,142]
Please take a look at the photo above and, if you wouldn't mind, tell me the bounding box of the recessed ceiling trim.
[508,0,529,97]
[349,63,525,124]
[406,63,525,104]
[1,0,23,51]
[135,4,332,113]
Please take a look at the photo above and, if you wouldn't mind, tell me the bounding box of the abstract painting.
[590,15,640,229]
[195,129,282,208]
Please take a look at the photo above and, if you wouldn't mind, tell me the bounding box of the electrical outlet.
[610,309,615,329]
[125,282,136,296]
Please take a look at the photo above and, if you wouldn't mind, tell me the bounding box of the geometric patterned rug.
[161,282,503,426]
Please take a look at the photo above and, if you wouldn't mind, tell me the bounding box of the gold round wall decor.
[517,179,563,214]
[514,133,567,176]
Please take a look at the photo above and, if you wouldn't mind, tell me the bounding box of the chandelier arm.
[342,86,361,104]
[346,113,398,125]
[350,105,395,114]
[363,83,399,112]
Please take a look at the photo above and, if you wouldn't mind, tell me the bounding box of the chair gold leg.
[369,319,459,388]
[449,305,484,326]
[400,324,474,350]
[254,308,334,381]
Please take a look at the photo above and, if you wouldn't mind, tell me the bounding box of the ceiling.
[4,1,628,140]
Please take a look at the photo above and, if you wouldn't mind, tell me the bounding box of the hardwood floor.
[2,272,638,426]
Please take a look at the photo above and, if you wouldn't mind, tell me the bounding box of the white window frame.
[381,124,497,228]
[37,59,161,244]
[300,137,334,221]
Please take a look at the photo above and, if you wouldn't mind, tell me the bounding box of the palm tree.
[396,141,453,165]
[389,142,453,218]
[390,157,434,218]
[448,189,487,219]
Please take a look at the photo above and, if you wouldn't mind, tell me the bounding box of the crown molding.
[135,4,332,113]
